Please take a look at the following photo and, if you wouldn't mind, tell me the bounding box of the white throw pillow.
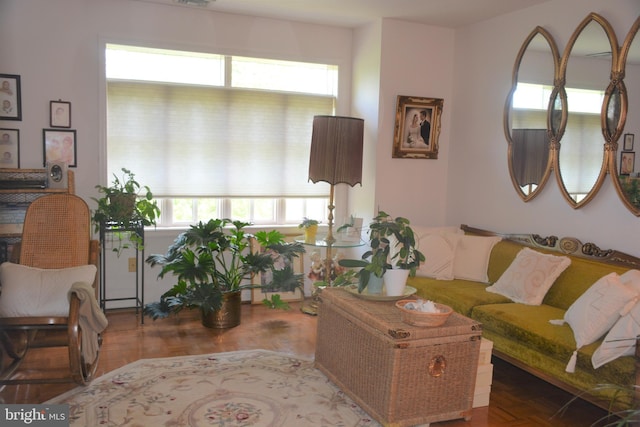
[414,227,462,280]
[550,272,637,373]
[486,247,571,305]
[452,235,502,283]
[0,262,97,317]
[591,269,640,369]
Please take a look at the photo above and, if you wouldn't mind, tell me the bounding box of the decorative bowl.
[395,299,453,327]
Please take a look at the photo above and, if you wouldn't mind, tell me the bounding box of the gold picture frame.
[393,95,443,159]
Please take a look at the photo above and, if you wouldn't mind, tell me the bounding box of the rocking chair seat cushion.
[0,262,97,317]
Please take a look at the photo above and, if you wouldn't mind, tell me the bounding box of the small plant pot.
[108,194,136,220]
[201,291,241,329]
[384,269,410,296]
[304,224,318,244]
[367,274,384,294]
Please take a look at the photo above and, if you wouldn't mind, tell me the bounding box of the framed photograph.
[624,133,634,151]
[0,74,21,121]
[43,129,77,167]
[393,95,443,159]
[0,128,19,168]
[50,100,71,128]
[620,151,635,175]
[250,237,304,304]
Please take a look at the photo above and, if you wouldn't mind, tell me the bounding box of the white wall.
[446,0,640,256]
[374,20,455,226]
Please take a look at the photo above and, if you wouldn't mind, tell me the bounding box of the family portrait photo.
[0,128,20,168]
[393,95,443,159]
[0,74,21,121]
[43,129,77,167]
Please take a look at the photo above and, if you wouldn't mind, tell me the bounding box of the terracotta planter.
[201,291,242,329]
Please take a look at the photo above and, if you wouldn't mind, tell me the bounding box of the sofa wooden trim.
[461,224,640,270]
[461,224,640,412]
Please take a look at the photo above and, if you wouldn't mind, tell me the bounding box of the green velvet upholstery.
[406,237,638,411]
[413,279,510,317]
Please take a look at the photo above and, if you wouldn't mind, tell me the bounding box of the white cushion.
[564,272,636,349]
[591,269,640,368]
[0,262,97,317]
[554,272,638,372]
[452,235,502,283]
[486,247,571,305]
[414,227,463,280]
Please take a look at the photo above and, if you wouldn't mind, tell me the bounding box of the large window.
[105,44,338,226]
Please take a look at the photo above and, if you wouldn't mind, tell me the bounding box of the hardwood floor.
[1,301,611,426]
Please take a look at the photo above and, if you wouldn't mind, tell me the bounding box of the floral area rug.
[46,349,379,426]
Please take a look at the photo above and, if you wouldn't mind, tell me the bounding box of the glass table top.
[295,235,365,248]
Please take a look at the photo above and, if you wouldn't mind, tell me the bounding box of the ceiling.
[135,0,551,29]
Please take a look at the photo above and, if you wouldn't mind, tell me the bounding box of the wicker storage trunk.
[315,288,482,427]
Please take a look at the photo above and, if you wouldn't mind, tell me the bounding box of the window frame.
[101,41,345,228]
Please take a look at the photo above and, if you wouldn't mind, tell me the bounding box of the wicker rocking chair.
[0,193,104,385]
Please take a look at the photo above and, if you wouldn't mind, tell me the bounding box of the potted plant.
[339,211,424,295]
[91,168,161,255]
[143,218,305,328]
[298,217,320,243]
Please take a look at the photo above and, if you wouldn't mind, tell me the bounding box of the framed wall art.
[620,151,635,176]
[0,128,20,168]
[393,95,443,159]
[624,133,634,151]
[50,100,71,128]
[43,129,77,167]
[250,237,304,305]
[0,74,21,121]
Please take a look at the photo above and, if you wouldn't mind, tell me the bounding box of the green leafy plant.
[555,383,640,426]
[338,211,425,292]
[336,215,355,233]
[91,168,160,255]
[261,294,291,310]
[144,219,305,320]
[298,217,320,229]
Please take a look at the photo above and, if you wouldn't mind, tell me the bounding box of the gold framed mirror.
[555,13,618,209]
[504,27,559,202]
[611,16,639,215]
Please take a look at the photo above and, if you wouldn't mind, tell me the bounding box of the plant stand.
[99,220,145,324]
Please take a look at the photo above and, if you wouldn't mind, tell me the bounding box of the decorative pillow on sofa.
[0,262,97,317]
[549,272,638,373]
[592,269,640,369]
[486,247,571,305]
[414,227,463,280]
[451,235,502,283]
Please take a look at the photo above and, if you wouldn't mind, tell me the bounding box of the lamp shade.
[308,115,364,186]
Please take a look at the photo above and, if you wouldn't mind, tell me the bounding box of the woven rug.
[46,349,380,426]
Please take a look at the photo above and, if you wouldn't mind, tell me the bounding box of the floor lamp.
[308,115,364,284]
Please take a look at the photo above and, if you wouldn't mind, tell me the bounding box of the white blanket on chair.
[68,282,108,363]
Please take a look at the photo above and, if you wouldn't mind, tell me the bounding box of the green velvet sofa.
[407,225,640,412]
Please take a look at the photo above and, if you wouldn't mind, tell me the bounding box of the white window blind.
[107,81,334,198]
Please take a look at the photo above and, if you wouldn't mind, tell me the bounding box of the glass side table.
[296,234,364,315]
